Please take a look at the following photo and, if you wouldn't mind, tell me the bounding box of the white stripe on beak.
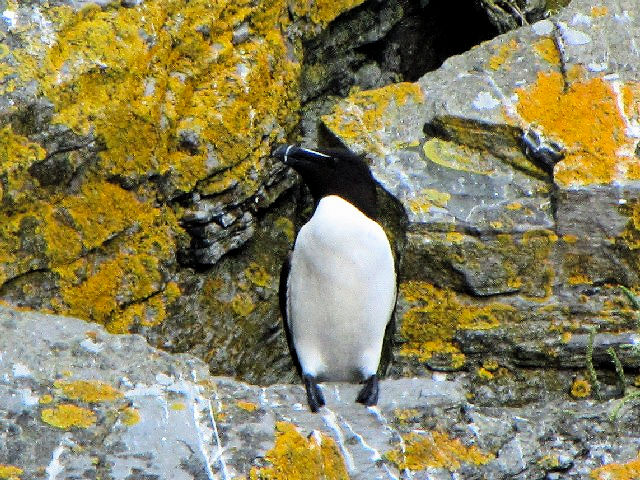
[284,144,294,164]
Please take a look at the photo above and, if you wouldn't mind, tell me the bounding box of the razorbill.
[273,144,396,412]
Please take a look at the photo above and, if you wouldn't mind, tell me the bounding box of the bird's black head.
[273,144,378,219]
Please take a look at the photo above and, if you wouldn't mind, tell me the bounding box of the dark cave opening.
[300,0,502,106]
[356,0,501,83]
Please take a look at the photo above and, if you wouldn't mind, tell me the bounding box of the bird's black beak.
[272,144,332,167]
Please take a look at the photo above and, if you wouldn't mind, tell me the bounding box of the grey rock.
[322,0,640,378]
[3,306,640,479]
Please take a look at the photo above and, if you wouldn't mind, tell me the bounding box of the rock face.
[3,305,640,480]
[3,0,640,476]
[323,0,640,384]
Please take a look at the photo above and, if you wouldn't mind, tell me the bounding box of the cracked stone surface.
[322,0,640,377]
[2,306,640,479]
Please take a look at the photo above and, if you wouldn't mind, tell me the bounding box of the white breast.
[287,195,396,382]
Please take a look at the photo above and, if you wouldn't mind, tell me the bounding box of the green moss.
[250,421,349,480]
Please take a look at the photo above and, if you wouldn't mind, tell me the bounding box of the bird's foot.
[356,374,379,406]
[303,374,325,413]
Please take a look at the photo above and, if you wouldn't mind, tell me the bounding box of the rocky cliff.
[3,0,640,477]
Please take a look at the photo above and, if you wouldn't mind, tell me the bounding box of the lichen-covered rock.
[322,0,640,381]
[0,0,383,381]
[3,305,640,480]
[0,0,304,333]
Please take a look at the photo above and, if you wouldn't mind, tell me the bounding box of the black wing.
[279,252,302,377]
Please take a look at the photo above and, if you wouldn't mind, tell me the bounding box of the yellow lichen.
[533,38,560,65]
[54,380,123,402]
[0,125,46,206]
[393,408,421,426]
[591,454,640,480]
[385,431,493,472]
[0,465,23,480]
[41,403,96,429]
[570,378,591,398]
[236,400,259,412]
[422,138,496,175]
[477,367,494,380]
[0,0,302,333]
[399,281,507,363]
[446,232,465,244]
[274,217,295,243]
[249,421,349,480]
[482,359,499,371]
[231,292,256,317]
[170,402,186,411]
[293,0,366,26]
[39,394,54,404]
[120,407,141,426]
[408,188,451,215]
[245,262,272,288]
[488,38,518,70]
[514,72,640,186]
[568,274,592,285]
[506,202,522,211]
[322,82,425,156]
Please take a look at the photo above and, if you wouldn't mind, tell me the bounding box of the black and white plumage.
[273,144,397,412]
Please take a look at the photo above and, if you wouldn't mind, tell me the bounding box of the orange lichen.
[591,454,640,480]
[514,71,640,186]
[591,6,609,17]
[533,38,560,66]
[41,403,96,429]
[54,380,123,402]
[488,38,518,70]
[249,421,349,480]
[385,431,493,471]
